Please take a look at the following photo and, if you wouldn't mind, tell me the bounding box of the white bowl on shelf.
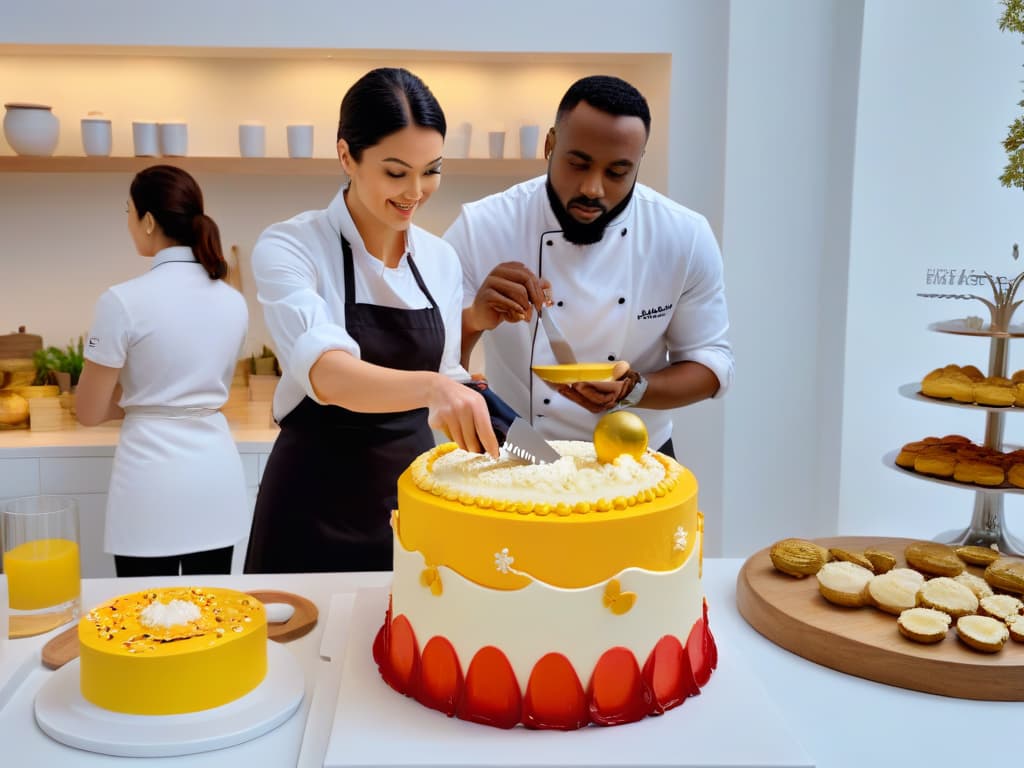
[3,103,60,157]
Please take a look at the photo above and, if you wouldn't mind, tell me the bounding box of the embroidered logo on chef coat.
[87,336,99,348]
[637,304,673,320]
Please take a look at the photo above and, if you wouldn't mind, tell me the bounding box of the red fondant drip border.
[372,599,717,730]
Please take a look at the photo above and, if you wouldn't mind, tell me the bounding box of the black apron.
[244,235,444,573]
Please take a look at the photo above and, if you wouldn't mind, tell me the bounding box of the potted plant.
[33,337,84,393]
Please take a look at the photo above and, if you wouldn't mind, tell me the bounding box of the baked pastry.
[917,577,979,618]
[1007,614,1024,642]
[904,541,964,577]
[1008,463,1024,489]
[954,571,995,600]
[78,586,267,715]
[961,365,985,382]
[867,571,919,615]
[974,381,1016,406]
[897,607,951,644]
[979,594,1023,621]
[816,561,873,607]
[956,545,1001,566]
[827,548,874,571]
[953,459,1005,486]
[913,449,956,478]
[863,549,897,574]
[984,559,1024,594]
[956,615,1009,653]
[769,538,830,577]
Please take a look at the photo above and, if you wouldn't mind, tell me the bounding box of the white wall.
[719,0,862,555]
[842,0,1024,541]
[2,0,741,551]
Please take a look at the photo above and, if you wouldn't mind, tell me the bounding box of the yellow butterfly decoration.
[602,579,637,615]
[420,566,443,597]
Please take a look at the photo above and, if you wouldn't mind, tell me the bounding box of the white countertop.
[1,562,1018,768]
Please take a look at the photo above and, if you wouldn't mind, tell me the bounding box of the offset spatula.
[539,308,577,365]
[503,417,561,464]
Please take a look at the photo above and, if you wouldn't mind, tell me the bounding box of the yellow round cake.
[376,439,715,730]
[78,586,267,715]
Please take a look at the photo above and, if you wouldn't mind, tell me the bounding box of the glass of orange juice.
[1,495,81,638]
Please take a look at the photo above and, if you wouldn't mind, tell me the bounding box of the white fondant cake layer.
[391,533,704,688]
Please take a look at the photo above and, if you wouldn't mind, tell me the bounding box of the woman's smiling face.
[340,124,444,235]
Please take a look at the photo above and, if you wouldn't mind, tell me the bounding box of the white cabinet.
[0,441,273,578]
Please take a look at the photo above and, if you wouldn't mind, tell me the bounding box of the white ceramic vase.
[3,103,60,157]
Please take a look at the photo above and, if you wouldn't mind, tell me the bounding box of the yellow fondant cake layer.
[78,587,267,715]
[396,453,699,590]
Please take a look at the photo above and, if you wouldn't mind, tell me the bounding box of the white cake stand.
[34,641,303,757]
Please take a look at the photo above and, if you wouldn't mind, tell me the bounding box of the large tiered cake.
[78,586,267,715]
[373,436,716,730]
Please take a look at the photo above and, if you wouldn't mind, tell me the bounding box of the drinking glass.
[2,495,81,638]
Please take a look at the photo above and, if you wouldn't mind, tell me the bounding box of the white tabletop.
[1,563,1018,767]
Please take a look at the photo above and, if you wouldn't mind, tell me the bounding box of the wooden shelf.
[0,155,546,178]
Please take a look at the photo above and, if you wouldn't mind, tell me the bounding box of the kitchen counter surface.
[0,399,280,455]
[1,562,1021,768]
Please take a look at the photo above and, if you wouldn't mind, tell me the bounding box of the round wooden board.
[246,590,318,642]
[736,536,1024,701]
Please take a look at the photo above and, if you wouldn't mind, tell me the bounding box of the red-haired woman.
[77,164,249,578]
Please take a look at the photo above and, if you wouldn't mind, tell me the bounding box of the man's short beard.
[545,178,635,246]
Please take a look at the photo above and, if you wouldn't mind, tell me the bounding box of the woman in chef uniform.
[243,68,498,574]
[77,165,249,577]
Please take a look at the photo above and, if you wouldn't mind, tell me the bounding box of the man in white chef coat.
[447,75,733,455]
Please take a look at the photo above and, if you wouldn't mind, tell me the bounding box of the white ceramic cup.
[445,121,472,159]
[132,121,159,157]
[158,122,188,157]
[81,118,112,157]
[238,122,266,158]
[519,124,540,159]
[286,124,314,158]
[488,131,506,160]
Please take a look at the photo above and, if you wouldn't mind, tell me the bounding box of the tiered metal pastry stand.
[894,269,1024,554]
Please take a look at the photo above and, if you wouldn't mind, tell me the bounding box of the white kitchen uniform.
[445,176,734,450]
[85,246,249,557]
[252,184,469,424]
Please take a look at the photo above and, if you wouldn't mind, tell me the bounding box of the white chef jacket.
[445,176,734,450]
[85,246,250,556]
[252,184,469,423]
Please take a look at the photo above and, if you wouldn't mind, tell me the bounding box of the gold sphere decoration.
[594,410,649,463]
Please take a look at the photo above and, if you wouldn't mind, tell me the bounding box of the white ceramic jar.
[3,103,60,156]
[80,116,112,156]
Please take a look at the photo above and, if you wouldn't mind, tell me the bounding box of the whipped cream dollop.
[139,598,201,628]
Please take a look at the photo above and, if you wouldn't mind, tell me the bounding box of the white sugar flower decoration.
[673,526,688,551]
[494,547,515,574]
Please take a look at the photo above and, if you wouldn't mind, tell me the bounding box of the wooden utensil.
[40,589,319,670]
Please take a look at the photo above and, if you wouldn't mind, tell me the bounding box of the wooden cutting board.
[736,535,1024,700]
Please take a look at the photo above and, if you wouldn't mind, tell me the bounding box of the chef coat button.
[618,297,625,304]
[607,355,616,361]
[620,228,627,236]
[556,300,564,307]
[543,398,550,405]
[546,239,554,246]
